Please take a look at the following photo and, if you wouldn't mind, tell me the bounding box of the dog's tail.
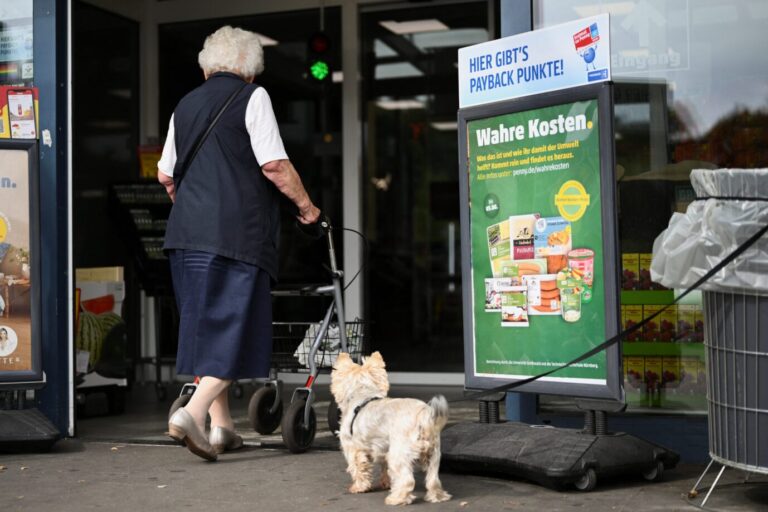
[428,395,449,431]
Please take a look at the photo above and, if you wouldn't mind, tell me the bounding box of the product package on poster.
[468,98,607,383]
[522,273,560,315]
[486,220,511,277]
[499,285,528,327]
[484,277,512,312]
[508,214,538,260]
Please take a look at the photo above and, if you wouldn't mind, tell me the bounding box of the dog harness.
[349,396,383,435]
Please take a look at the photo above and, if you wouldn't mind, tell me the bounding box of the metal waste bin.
[653,168,768,504]
[704,291,768,474]
[651,168,768,468]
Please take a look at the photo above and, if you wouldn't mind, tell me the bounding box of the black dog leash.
[452,215,768,403]
[349,396,383,435]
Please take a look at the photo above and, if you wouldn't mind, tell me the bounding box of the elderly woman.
[158,26,320,461]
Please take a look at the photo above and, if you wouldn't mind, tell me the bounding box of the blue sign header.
[458,14,611,108]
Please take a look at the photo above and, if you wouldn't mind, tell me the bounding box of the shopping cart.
[248,216,364,452]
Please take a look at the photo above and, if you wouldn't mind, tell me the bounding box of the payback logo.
[573,23,608,82]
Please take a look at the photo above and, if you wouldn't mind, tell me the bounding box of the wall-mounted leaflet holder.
[0,139,59,453]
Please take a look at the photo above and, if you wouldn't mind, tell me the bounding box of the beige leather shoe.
[209,426,244,454]
[168,408,217,462]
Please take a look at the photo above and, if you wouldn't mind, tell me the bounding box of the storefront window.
[535,0,768,413]
[0,0,34,86]
[361,1,492,371]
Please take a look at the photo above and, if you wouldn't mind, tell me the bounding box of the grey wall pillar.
[34,0,71,435]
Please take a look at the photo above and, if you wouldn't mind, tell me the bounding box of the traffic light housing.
[307,32,331,82]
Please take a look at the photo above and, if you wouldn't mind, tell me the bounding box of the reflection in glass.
[0,0,34,86]
[535,0,768,413]
[361,2,491,371]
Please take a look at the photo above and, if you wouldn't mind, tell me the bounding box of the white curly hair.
[198,26,264,79]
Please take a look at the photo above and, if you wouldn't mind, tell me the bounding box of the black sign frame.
[0,139,43,386]
[458,82,623,401]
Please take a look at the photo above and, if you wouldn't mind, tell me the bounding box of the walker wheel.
[281,400,316,453]
[642,460,665,482]
[574,468,597,492]
[248,386,283,435]
[168,393,192,421]
[327,398,341,436]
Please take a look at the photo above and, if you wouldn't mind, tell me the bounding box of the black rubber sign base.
[441,421,679,491]
[0,408,60,453]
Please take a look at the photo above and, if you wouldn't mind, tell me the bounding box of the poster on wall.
[0,141,41,382]
[458,83,621,400]
[0,0,34,87]
[0,86,39,139]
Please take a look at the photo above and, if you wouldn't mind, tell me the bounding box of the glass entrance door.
[361,1,493,371]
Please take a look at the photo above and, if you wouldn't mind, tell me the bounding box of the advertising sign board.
[458,83,622,400]
[458,14,610,108]
[0,140,41,384]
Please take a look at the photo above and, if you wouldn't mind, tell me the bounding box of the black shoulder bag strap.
[173,82,249,192]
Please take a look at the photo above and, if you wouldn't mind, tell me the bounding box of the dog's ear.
[363,351,386,369]
[334,352,354,370]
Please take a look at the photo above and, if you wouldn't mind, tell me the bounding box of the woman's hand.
[157,170,176,203]
[297,203,321,225]
[163,182,176,203]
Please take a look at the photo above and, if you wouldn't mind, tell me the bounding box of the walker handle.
[294,213,329,240]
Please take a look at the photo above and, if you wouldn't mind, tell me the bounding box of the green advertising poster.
[468,99,607,384]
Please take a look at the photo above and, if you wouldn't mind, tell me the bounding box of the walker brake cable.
[340,227,369,291]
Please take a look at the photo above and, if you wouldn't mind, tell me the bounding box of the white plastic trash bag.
[651,168,768,295]
[293,322,361,368]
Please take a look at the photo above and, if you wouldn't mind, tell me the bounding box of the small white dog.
[330,351,452,505]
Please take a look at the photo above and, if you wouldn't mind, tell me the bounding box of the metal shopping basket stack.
[652,168,768,507]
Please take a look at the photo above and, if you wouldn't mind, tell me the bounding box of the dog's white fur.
[330,351,452,505]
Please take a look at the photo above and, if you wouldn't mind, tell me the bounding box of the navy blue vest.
[163,72,280,281]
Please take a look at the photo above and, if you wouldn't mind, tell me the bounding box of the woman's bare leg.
[208,387,235,430]
[183,376,231,431]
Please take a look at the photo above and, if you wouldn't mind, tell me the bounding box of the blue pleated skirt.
[169,249,272,380]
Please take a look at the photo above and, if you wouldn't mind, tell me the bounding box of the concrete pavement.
[1,438,766,511]
[2,382,766,511]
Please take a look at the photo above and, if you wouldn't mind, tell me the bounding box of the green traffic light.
[310,60,330,81]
